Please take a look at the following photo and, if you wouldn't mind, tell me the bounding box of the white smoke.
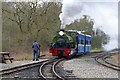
[59,0,118,50]
[59,0,83,28]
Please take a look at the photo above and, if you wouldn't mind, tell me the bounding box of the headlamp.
[59,31,64,36]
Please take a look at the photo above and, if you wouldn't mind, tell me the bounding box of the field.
[11,50,52,61]
[11,48,119,62]
[91,48,103,52]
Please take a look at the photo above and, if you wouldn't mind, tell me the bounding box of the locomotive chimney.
[60,29,65,32]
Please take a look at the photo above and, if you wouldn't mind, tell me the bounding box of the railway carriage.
[49,29,92,58]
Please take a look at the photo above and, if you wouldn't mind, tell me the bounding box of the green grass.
[11,48,104,61]
[12,51,52,61]
[112,54,120,64]
[12,53,32,61]
[91,48,103,52]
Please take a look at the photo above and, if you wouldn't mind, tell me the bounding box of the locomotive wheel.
[83,52,87,55]
[58,56,62,58]
[65,52,77,59]
[65,54,74,59]
[65,56,71,59]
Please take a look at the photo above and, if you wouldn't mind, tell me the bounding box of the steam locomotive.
[49,29,92,58]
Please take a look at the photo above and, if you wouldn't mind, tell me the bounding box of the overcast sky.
[1,0,120,50]
[59,0,118,50]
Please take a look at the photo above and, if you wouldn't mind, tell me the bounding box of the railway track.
[40,58,65,80]
[1,50,119,79]
[52,58,65,80]
[0,60,48,76]
[95,52,120,71]
[1,60,50,80]
[1,58,75,80]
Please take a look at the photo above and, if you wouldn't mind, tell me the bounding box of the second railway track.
[95,52,120,71]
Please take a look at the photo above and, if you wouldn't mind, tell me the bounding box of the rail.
[39,58,64,80]
[95,53,120,71]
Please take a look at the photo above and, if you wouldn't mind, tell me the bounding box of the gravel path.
[63,56,118,78]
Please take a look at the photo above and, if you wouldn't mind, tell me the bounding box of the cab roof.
[66,30,91,37]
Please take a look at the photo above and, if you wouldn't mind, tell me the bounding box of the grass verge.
[11,51,52,61]
[112,53,120,64]
[91,48,103,52]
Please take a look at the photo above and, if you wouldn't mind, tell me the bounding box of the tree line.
[2,2,62,53]
[2,2,109,54]
[65,15,109,49]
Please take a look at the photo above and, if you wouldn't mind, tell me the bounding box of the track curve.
[95,54,120,71]
[52,58,65,80]
[39,58,64,80]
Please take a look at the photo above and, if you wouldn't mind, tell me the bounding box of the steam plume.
[59,0,118,50]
